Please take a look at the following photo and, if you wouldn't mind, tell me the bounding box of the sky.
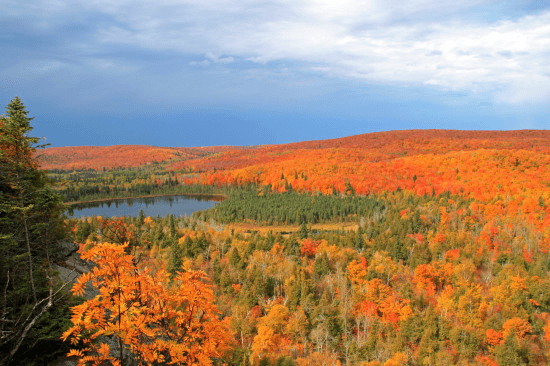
[1,0,549,147]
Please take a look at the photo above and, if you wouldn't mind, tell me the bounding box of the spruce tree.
[299,222,308,239]
[0,97,67,362]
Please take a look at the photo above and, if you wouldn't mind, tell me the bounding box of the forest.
[2,97,550,365]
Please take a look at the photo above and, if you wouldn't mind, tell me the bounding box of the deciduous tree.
[63,242,231,365]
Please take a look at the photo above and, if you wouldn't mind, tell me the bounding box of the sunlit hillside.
[39,129,550,365]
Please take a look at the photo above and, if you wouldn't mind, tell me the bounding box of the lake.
[66,195,222,218]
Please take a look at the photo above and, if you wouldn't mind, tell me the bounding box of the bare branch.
[1,270,8,335]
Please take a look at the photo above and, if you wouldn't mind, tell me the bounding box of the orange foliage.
[486,329,503,347]
[353,278,412,326]
[44,131,550,245]
[250,304,292,363]
[40,145,236,171]
[62,242,230,365]
[475,355,499,366]
[301,238,321,257]
[181,131,550,261]
[444,249,460,261]
[98,218,132,245]
[172,129,550,173]
[413,262,453,297]
[502,317,532,340]
[347,258,368,287]
[544,316,550,342]
[38,129,550,364]
[296,351,342,366]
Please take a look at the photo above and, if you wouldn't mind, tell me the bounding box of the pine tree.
[0,97,67,362]
[169,213,177,238]
[299,222,309,239]
[168,238,183,278]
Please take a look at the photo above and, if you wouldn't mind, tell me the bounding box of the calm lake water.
[66,195,222,218]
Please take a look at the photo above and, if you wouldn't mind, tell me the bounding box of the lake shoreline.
[64,192,227,206]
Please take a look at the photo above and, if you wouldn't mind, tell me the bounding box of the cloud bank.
[6,0,547,104]
[2,0,550,146]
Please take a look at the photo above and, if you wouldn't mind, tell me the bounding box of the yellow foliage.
[296,351,342,366]
[384,352,408,366]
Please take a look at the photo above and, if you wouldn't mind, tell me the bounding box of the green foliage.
[0,97,68,363]
[313,252,331,278]
[17,295,84,366]
[63,171,550,365]
[275,356,297,366]
[299,222,309,239]
[168,238,183,278]
[52,165,224,202]
[495,333,524,366]
[212,189,384,225]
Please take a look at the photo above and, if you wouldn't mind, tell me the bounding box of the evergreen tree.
[313,252,331,278]
[354,227,365,250]
[229,247,243,269]
[495,333,523,366]
[138,209,145,225]
[168,238,183,279]
[0,97,67,363]
[299,222,309,239]
[169,214,176,238]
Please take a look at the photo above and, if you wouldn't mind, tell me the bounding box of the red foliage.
[300,238,320,257]
[40,145,236,171]
[444,249,460,261]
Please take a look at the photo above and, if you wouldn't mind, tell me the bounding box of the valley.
[42,130,550,365]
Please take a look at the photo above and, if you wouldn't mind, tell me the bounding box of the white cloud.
[205,52,234,64]
[6,0,550,103]
[190,52,235,66]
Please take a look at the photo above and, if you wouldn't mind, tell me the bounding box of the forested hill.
[39,144,242,171]
[42,129,550,172]
[37,129,550,365]
[42,129,550,206]
[41,129,550,215]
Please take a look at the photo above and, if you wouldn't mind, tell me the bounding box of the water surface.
[67,195,221,218]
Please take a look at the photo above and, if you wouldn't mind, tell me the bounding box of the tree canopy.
[0,97,67,363]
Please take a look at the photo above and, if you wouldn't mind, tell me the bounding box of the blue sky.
[1,0,549,147]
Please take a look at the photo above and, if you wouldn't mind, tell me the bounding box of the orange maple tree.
[62,242,230,365]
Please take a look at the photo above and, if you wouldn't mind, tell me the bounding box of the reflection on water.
[67,195,222,218]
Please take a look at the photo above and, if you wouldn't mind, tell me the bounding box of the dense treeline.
[50,168,221,202]
[210,189,385,225]
[66,186,550,365]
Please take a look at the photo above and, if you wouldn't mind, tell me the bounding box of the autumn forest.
[2,98,550,365]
